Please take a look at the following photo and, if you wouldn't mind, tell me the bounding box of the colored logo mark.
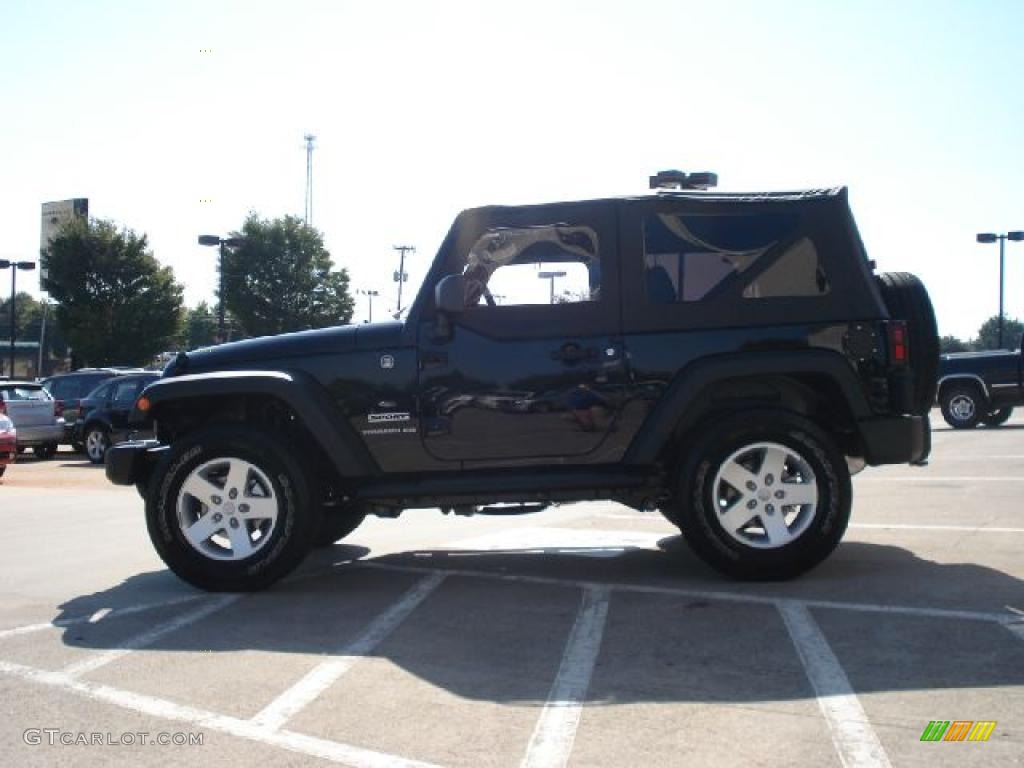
[920,721,996,742]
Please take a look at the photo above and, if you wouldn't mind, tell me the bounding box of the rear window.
[1,386,50,401]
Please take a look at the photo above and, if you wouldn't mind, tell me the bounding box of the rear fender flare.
[624,350,872,464]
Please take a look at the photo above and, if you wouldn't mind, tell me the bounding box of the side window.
[462,225,600,307]
[113,380,141,403]
[642,212,826,302]
[90,382,115,401]
[742,237,829,298]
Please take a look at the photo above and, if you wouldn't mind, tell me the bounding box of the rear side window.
[1,387,49,401]
[643,212,828,302]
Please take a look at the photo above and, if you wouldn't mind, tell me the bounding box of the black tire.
[981,407,1013,427]
[145,425,318,591]
[875,272,939,415]
[940,384,983,429]
[84,425,110,464]
[314,507,366,547]
[33,442,58,460]
[0,466,5,478]
[673,410,851,580]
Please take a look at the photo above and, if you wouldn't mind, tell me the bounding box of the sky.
[1,0,1022,338]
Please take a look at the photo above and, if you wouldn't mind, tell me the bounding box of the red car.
[0,414,15,479]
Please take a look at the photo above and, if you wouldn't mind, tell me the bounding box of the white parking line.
[779,601,891,768]
[251,571,446,732]
[850,523,1024,533]
[521,586,610,768]
[0,593,209,642]
[359,561,1017,624]
[859,476,1024,482]
[0,658,443,768]
[61,595,240,680]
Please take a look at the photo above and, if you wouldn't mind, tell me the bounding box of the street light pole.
[0,260,37,378]
[538,270,567,304]
[977,231,1024,349]
[358,289,379,323]
[198,235,245,343]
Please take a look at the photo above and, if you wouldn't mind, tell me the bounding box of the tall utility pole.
[304,134,316,226]
[393,245,415,315]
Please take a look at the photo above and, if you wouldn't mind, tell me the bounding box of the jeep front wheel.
[145,426,317,591]
[674,411,851,580]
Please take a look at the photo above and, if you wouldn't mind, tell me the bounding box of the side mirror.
[435,274,466,315]
[433,274,465,342]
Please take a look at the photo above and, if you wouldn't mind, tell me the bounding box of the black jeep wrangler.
[107,173,939,591]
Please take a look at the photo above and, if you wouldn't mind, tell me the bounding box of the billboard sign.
[39,198,88,286]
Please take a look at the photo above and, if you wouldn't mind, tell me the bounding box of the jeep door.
[417,201,629,465]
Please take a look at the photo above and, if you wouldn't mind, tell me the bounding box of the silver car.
[0,382,64,460]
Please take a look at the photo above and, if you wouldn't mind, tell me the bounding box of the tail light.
[889,321,909,365]
[54,399,65,419]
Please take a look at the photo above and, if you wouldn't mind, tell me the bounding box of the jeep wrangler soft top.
[107,174,939,591]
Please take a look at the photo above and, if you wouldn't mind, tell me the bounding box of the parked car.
[107,175,938,591]
[937,332,1023,428]
[0,414,15,478]
[76,372,161,464]
[0,381,64,458]
[41,368,142,449]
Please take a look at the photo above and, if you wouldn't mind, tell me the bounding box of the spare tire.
[875,272,939,415]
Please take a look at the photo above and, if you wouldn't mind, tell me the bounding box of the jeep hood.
[169,322,405,375]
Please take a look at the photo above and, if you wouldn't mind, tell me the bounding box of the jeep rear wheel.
[145,425,317,591]
[674,410,851,580]
[940,384,983,429]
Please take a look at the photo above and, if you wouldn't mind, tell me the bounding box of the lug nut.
[211,495,222,505]
[213,512,223,522]
[774,490,785,499]
[238,503,250,514]
[229,518,240,529]
[228,488,238,500]
[764,474,774,486]
[765,504,775,515]
[746,481,757,492]
[747,499,758,510]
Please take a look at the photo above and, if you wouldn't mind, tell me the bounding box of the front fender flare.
[136,369,378,478]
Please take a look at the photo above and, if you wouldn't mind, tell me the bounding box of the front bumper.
[105,440,166,486]
[858,414,931,466]
[16,423,65,447]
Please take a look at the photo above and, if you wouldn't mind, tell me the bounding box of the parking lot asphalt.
[0,410,1021,768]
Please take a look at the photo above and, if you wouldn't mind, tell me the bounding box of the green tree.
[939,335,970,354]
[222,214,353,337]
[43,218,184,366]
[183,301,220,349]
[0,294,69,365]
[974,315,1024,351]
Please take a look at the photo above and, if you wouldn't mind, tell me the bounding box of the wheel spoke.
[225,460,251,497]
[239,496,278,523]
[719,461,759,494]
[759,445,787,486]
[782,484,818,507]
[761,510,793,546]
[180,474,223,504]
[719,501,755,534]
[184,512,223,549]
[225,522,255,558]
